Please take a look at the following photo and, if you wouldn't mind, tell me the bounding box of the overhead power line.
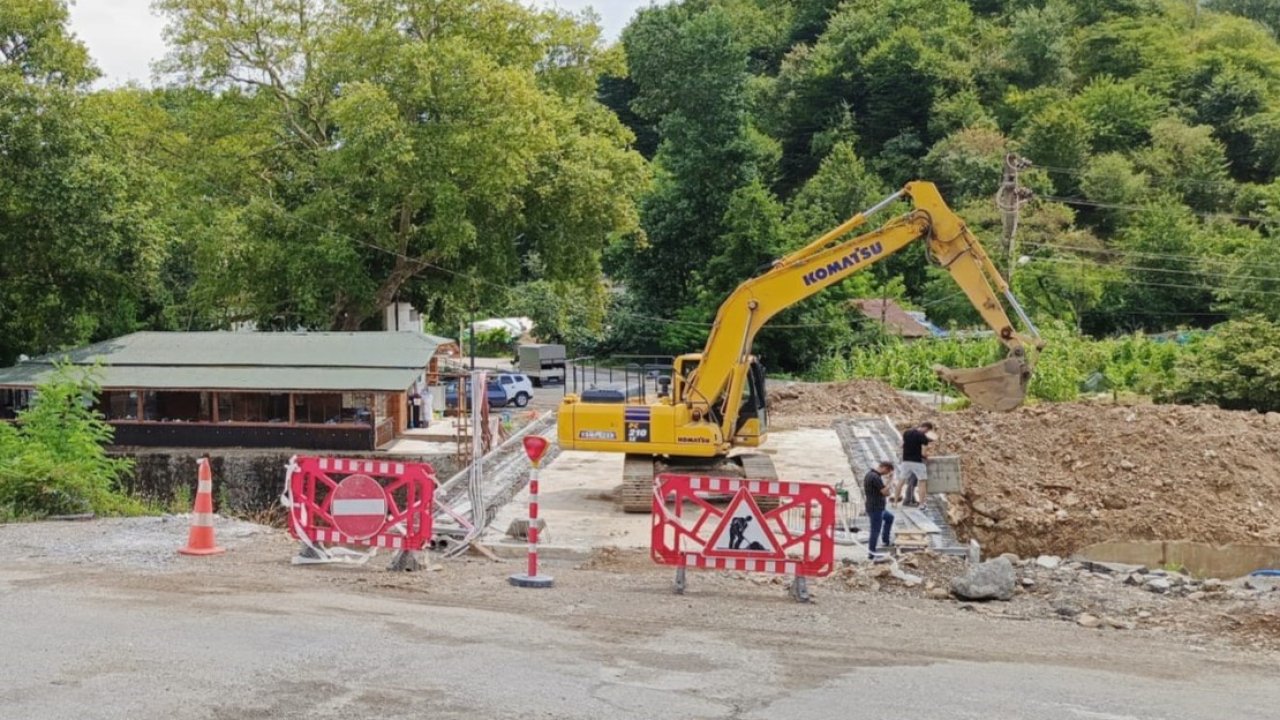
[1042,195,1266,225]
[1019,257,1280,298]
[1027,254,1280,286]
[1017,240,1280,272]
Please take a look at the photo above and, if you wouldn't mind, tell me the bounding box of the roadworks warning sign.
[703,488,784,559]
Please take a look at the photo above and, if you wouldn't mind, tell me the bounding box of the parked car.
[494,373,534,408]
[444,379,509,410]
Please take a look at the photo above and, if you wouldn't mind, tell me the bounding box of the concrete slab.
[486,450,639,551]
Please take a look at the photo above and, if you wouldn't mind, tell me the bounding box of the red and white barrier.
[651,473,835,599]
[284,456,436,563]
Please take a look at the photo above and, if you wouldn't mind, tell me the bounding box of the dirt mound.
[767,380,931,429]
[769,379,1280,557]
[935,402,1280,557]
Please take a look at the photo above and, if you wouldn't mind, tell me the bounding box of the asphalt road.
[2,561,1277,720]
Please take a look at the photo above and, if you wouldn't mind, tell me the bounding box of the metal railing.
[566,355,676,402]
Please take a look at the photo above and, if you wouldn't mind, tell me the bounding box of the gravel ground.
[0,515,270,569]
[1,518,1279,719]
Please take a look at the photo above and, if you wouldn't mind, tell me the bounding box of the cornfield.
[811,328,1196,403]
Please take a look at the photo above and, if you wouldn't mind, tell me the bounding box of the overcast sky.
[68,0,652,87]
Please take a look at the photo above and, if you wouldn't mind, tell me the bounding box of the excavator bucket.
[934,356,1030,412]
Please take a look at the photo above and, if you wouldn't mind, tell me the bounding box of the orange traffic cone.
[179,457,225,556]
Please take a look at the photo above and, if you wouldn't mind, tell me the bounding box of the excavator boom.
[680,181,1040,427]
[556,180,1042,512]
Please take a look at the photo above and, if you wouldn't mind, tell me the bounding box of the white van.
[494,373,534,407]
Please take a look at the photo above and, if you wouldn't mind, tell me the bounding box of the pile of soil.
[767,380,933,429]
[936,401,1280,557]
[769,380,1280,557]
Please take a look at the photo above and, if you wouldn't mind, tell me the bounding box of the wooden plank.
[469,543,502,562]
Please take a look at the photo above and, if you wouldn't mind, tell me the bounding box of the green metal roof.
[0,332,452,392]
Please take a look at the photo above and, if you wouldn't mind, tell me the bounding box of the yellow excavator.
[558,181,1043,511]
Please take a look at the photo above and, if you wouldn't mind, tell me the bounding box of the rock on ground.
[951,557,1016,601]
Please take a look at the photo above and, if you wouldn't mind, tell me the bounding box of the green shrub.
[0,364,138,519]
[468,328,515,357]
[1167,316,1280,412]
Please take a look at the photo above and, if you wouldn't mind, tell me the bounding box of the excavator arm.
[683,181,1042,438]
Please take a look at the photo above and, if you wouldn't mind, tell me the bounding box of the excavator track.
[620,454,658,513]
[617,453,780,513]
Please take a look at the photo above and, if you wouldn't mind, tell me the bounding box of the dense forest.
[602,0,1280,371]
[5,0,1280,379]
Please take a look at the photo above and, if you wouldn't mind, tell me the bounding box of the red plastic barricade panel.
[651,474,835,578]
[286,456,436,551]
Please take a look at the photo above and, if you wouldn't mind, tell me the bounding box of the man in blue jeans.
[863,461,896,561]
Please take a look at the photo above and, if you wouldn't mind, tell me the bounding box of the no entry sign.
[330,474,388,540]
[285,457,436,552]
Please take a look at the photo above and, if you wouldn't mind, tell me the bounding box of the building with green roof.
[0,331,460,450]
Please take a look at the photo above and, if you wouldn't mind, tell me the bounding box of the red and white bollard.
[509,435,553,589]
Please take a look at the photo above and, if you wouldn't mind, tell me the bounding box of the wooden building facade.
[0,332,459,451]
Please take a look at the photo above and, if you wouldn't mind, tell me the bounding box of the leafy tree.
[0,0,95,85]
[1073,15,1189,91]
[0,364,136,518]
[1205,0,1280,37]
[1085,201,1214,332]
[788,0,842,45]
[617,1,767,357]
[785,141,886,238]
[1234,178,1280,233]
[858,26,967,152]
[921,126,1010,205]
[765,0,974,191]
[1074,0,1160,26]
[508,278,608,356]
[1237,111,1280,182]
[1078,153,1150,233]
[924,199,1108,328]
[704,179,786,298]
[1017,103,1092,191]
[1169,315,1280,412]
[1072,75,1164,154]
[927,88,997,140]
[0,0,179,365]
[1208,221,1280,320]
[1176,39,1280,181]
[1005,0,1074,88]
[761,141,903,370]
[997,85,1070,137]
[155,0,646,332]
[1135,118,1233,212]
[1012,253,1114,331]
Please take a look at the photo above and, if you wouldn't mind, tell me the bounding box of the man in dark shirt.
[863,461,896,561]
[895,421,935,507]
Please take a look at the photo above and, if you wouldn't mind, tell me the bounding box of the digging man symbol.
[729,515,752,550]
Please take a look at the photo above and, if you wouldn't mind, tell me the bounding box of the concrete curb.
[481,541,600,562]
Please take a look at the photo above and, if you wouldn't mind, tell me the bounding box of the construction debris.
[817,547,1280,647]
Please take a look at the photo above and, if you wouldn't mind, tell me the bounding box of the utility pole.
[996,153,1035,283]
[469,307,476,371]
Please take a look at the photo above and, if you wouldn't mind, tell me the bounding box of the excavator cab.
[731,359,768,446]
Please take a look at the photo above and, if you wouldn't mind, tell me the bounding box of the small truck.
[517,344,566,387]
